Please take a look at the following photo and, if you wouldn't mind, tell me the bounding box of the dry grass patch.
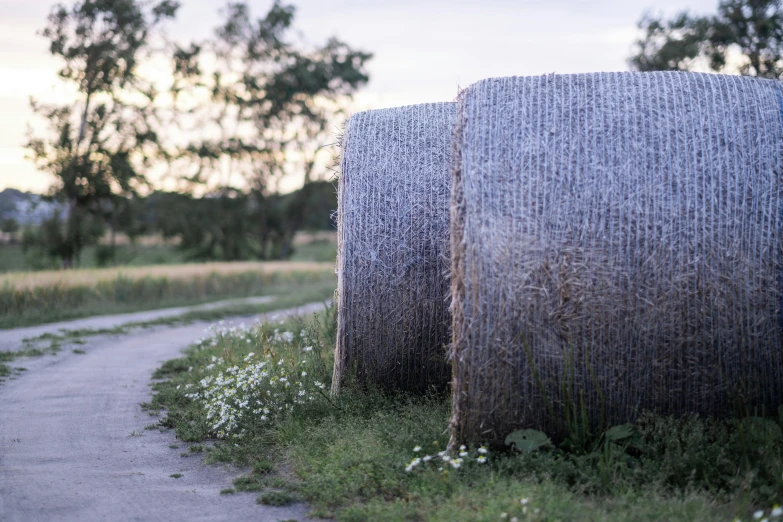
[0,261,332,291]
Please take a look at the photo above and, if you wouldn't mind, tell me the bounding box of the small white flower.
[500,514,508,519]
[755,511,766,520]
[477,456,487,464]
[303,346,313,352]
[422,455,432,462]
[459,451,468,457]
[413,446,422,453]
[301,371,307,377]
[772,507,783,518]
[511,518,518,522]
[478,446,488,454]
[459,445,466,451]
[520,498,529,505]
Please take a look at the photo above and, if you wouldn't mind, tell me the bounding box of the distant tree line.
[23,0,369,268]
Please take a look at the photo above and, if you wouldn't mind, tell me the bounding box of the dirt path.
[0,302,328,522]
[0,295,278,353]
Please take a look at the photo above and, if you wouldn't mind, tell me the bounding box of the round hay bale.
[450,72,783,446]
[333,102,456,394]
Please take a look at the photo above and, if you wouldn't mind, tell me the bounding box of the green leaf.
[604,423,635,442]
[505,429,551,453]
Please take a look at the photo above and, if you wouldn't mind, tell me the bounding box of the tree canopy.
[26,0,179,266]
[24,0,371,266]
[630,0,783,79]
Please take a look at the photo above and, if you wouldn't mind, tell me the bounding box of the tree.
[1,218,20,245]
[630,0,783,79]
[168,1,370,260]
[26,0,179,267]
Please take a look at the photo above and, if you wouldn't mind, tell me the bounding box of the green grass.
[289,239,336,263]
[0,280,334,385]
[146,310,783,521]
[0,345,58,381]
[0,268,334,329]
[18,278,336,358]
[256,490,297,506]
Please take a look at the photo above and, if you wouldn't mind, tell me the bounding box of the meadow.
[0,231,338,329]
[0,261,334,329]
[147,310,783,522]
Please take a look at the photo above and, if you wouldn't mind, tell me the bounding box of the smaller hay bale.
[450,72,783,446]
[332,102,456,394]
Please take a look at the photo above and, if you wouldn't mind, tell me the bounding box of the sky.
[0,0,719,194]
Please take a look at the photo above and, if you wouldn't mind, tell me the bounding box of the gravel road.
[0,302,329,522]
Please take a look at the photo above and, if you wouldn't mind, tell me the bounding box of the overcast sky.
[0,0,718,193]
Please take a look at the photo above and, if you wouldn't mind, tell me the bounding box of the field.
[0,229,337,329]
[148,311,783,522]
[0,261,334,329]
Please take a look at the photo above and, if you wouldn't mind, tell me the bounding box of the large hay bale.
[333,102,456,394]
[450,72,783,445]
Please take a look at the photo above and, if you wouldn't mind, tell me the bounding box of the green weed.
[256,491,296,506]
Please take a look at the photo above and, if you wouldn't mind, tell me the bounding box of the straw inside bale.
[333,102,456,394]
[450,72,783,445]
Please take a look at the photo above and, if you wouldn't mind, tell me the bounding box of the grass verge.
[0,280,335,386]
[147,310,783,521]
[15,278,336,354]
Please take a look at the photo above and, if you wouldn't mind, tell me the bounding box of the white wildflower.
[413,446,422,453]
[755,512,766,520]
[405,457,422,472]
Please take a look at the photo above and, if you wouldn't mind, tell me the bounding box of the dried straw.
[450,72,783,445]
[333,102,456,394]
